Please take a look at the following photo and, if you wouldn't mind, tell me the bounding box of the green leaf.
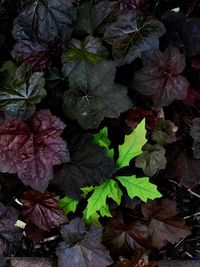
[82,209,101,226]
[82,179,122,220]
[58,196,78,215]
[116,175,162,202]
[117,119,147,168]
[93,127,114,158]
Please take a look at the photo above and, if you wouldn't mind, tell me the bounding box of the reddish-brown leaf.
[132,46,189,107]
[0,109,70,192]
[21,190,67,231]
[141,199,191,249]
[103,211,149,254]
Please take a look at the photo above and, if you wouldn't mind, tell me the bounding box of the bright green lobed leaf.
[58,196,78,215]
[82,179,122,220]
[117,118,147,168]
[93,127,114,158]
[116,175,162,202]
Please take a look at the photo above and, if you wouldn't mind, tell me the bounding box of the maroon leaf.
[183,88,200,106]
[25,223,46,243]
[164,149,200,187]
[103,211,149,254]
[131,46,189,107]
[56,217,113,267]
[20,190,67,231]
[0,203,22,256]
[126,107,156,130]
[0,109,70,192]
[141,199,191,249]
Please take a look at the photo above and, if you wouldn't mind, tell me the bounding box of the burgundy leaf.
[103,211,149,254]
[56,217,113,267]
[142,199,191,249]
[183,88,200,106]
[164,149,200,187]
[131,46,189,107]
[20,190,67,231]
[12,39,54,71]
[126,107,156,130]
[0,203,22,256]
[25,223,46,243]
[0,109,70,192]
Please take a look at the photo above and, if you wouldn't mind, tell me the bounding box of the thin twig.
[39,235,60,244]
[175,237,185,248]
[188,188,200,199]
[184,212,200,220]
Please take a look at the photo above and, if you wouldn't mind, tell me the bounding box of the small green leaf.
[82,209,101,226]
[117,119,147,168]
[93,127,114,158]
[58,196,78,215]
[116,175,162,202]
[82,179,122,219]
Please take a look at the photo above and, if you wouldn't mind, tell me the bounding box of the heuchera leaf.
[141,199,191,249]
[151,119,177,145]
[0,63,46,120]
[183,88,200,107]
[53,133,115,200]
[20,190,67,231]
[18,0,77,43]
[74,1,116,35]
[116,175,162,201]
[63,61,132,129]
[59,196,79,216]
[135,143,167,177]
[93,127,114,158]
[162,11,200,57]
[0,203,22,256]
[126,107,156,130]
[104,10,166,64]
[103,211,149,253]
[117,119,147,168]
[12,19,59,70]
[163,149,200,188]
[0,109,70,191]
[131,46,189,107]
[82,179,122,221]
[56,217,113,267]
[62,36,108,77]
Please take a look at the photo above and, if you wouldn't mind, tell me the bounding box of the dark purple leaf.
[63,61,132,129]
[56,217,113,267]
[0,109,70,192]
[162,11,200,57]
[18,0,77,43]
[20,190,67,231]
[53,133,115,200]
[131,46,189,107]
[0,203,22,256]
[104,10,165,64]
